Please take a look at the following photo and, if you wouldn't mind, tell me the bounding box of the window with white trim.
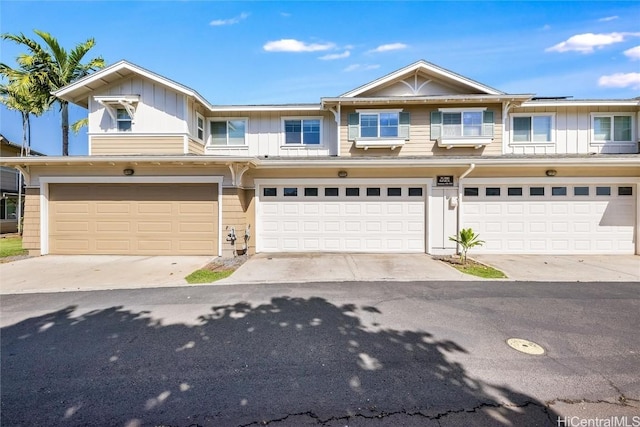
[209,119,247,146]
[592,114,633,143]
[348,111,410,140]
[430,109,494,139]
[283,118,321,145]
[196,113,205,141]
[116,109,132,132]
[511,114,554,143]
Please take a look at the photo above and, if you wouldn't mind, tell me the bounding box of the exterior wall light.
[545,169,557,177]
[123,168,135,176]
[338,170,348,178]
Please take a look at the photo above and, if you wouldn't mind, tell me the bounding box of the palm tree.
[449,228,485,264]
[0,75,47,233]
[1,30,105,155]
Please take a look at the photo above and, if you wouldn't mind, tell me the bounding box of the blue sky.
[1,1,639,156]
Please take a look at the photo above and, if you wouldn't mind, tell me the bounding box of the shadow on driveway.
[1,296,558,425]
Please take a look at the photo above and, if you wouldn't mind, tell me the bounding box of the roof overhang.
[53,61,214,110]
[0,155,257,168]
[522,99,640,107]
[210,104,322,112]
[322,94,533,108]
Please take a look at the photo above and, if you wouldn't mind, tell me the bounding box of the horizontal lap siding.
[90,136,185,155]
[188,138,204,155]
[222,188,254,256]
[1,167,19,192]
[340,105,503,157]
[22,188,41,255]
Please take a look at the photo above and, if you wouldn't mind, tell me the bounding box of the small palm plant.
[449,228,485,264]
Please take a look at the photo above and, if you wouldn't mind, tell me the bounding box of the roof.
[0,134,46,156]
[53,60,214,110]
[339,60,505,98]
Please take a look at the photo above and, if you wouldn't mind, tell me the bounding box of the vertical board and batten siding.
[22,188,40,254]
[90,136,185,155]
[507,106,638,155]
[339,105,503,157]
[205,110,337,157]
[88,76,186,134]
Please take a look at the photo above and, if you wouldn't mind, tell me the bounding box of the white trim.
[355,108,403,113]
[39,175,224,256]
[509,112,556,145]
[254,178,433,254]
[87,132,190,138]
[464,177,640,185]
[207,117,249,147]
[281,116,324,146]
[522,100,640,107]
[196,112,205,142]
[589,112,635,145]
[438,107,487,112]
[355,139,406,150]
[211,105,321,112]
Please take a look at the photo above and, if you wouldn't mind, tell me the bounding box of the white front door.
[257,182,427,253]
[430,187,458,252]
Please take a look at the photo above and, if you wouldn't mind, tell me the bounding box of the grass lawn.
[451,262,507,279]
[0,237,27,258]
[185,269,234,284]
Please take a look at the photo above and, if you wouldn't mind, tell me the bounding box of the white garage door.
[463,183,636,254]
[257,184,426,252]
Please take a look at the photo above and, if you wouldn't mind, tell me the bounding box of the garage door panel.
[49,183,218,255]
[463,184,635,254]
[259,185,425,253]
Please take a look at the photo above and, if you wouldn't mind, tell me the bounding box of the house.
[0,135,44,234]
[0,60,638,256]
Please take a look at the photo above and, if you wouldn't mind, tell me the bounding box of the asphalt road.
[1,280,639,426]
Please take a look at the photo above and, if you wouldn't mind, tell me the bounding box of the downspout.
[456,163,475,255]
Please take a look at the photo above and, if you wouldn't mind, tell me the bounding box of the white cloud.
[209,12,249,26]
[263,39,335,52]
[344,64,380,72]
[319,51,350,60]
[598,16,619,22]
[369,43,407,53]
[280,12,291,18]
[541,24,551,31]
[598,72,640,89]
[623,45,640,60]
[546,32,640,53]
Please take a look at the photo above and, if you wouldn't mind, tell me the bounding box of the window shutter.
[430,111,442,140]
[348,113,359,141]
[398,112,410,139]
[483,111,494,137]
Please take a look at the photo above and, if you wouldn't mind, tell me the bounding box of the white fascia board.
[322,94,533,105]
[522,100,640,107]
[464,177,640,185]
[54,60,214,110]
[0,155,257,167]
[340,60,505,97]
[210,105,322,112]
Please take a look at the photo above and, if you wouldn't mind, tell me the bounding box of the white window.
[511,114,554,143]
[283,118,322,145]
[592,114,633,143]
[208,119,247,146]
[116,109,132,132]
[431,109,494,139]
[361,112,399,138]
[196,113,205,141]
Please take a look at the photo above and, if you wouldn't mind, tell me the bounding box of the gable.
[341,60,504,98]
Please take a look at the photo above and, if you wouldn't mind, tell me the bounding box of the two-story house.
[1,134,44,234]
[1,60,638,256]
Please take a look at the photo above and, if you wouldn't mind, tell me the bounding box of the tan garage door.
[49,183,218,255]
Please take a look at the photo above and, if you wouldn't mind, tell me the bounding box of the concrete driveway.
[0,255,211,294]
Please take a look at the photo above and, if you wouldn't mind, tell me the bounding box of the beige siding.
[90,136,185,155]
[221,188,253,257]
[48,183,218,255]
[340,104,503,157]
[22,187,40,255]
[188,138,205,155]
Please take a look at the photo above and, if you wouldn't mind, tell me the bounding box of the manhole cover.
[506,338,545,355]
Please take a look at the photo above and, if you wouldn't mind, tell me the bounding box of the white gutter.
[456,163,476,255]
